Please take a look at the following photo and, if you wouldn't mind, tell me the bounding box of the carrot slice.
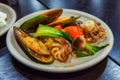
[64,26,83,39]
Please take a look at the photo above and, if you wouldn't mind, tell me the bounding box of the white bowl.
[0,3,16,36]
[6,9,114,73]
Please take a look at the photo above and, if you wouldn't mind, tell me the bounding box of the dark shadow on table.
[0,33,7,49]
[12,56,108,80]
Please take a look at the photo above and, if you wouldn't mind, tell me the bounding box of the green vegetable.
[34,24,73,43]
[76,51,90,57]
[76,42,110,57]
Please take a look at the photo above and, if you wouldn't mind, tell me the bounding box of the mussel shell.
[20,8,63,33]
[14,27,54,64]
[48,16,80,27]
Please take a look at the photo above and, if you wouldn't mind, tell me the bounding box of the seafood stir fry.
[14,8,109,64]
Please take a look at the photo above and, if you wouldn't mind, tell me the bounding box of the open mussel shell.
[48,16,80,27]
[13,27,54,64]
[20,8,63,33]
[40,8,63,23]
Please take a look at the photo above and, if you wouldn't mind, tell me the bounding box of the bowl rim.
[6,9,114,73]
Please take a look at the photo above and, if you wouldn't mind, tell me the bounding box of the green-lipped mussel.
[14,27,54,64]
[20,8,63,33]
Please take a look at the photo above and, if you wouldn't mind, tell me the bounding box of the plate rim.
[0,3,16,36]
[6,9,114,73]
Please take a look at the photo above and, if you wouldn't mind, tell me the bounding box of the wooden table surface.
[0,0,120,80]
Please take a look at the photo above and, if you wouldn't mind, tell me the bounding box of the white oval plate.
[6,9,114,73]
[0,3,16,36]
